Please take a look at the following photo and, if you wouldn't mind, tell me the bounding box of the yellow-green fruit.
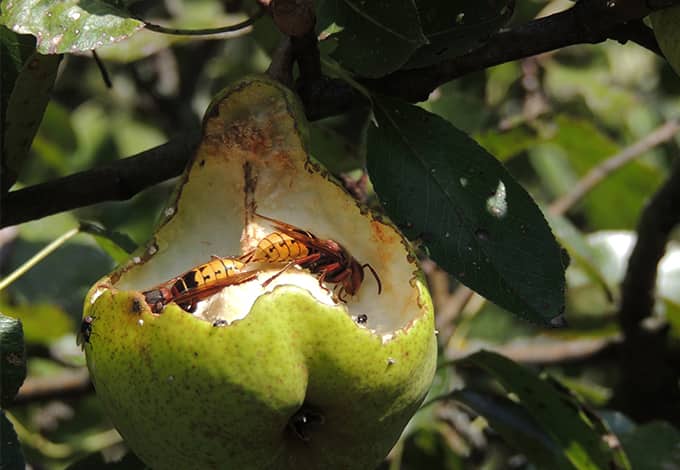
[651,6,680,77]
[83,76,437,469]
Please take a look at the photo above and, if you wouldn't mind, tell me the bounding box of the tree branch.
[11,369,93,406]
[0,132,200,228]
[620,162,680,339]
[614,161,680,422]
[364,0,680,102]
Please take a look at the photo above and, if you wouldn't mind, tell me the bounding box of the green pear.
[82,76,437,469]
[651,6,680,77]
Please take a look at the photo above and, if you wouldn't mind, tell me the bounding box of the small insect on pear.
[240,213,382,302]
[142,256,259,313]
[356,314,368,324]
[76,315,95,350]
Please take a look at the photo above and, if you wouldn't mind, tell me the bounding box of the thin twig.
[11,368,94,406]
[549,119,680,215]
[0,227,79,291]
[91,50,112,89]
[141,9,264,36]
[443,337,616,364]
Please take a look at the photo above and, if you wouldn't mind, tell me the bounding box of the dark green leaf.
[1,35,60,191]
[460,351,614,469]
[400,426,463,470]
[404,0,512,69]
[451,388,573,470]
[1,0,143,55]
[0,26,34,128]
[317,0,427,78]
[0,313,26,407]
[67,451,149,469]
[79,220,138,262]
[619,421,680,470]
[6,238,114,316]
[1,412,25,469]
[367,95,565,324]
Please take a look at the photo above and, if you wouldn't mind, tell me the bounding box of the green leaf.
[67,451,149,469]
[547,214,613,303]
[399,426,463,469]
[451,388,573,470]
[79,220,137,262]
[0,313,26,406]
[317,0,427,78]
[421,81,489,134]
[619,421,680,470]
[1,0,143,55]
[460,351,614,469]
[1,302,74,346]
[367,95,565,325]
[548,116,663,229]
[1,35,60,191]
[476,125,540,162]
[404,0,512,69]
[0,26,33,125]
[309,112,368,174]
[1,412,25,469]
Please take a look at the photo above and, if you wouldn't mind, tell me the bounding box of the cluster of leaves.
[1,0,680,468]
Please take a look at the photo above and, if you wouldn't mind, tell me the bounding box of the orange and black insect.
[241,214,382,301]
[143,256,258,313]
[77,315,95,350]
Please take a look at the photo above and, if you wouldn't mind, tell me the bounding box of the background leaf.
[367,95,565,324]
[618,421,680,470]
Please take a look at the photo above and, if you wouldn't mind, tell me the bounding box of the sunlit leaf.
[367,95,565,324]
[1,302,74,346]
[1,0,144,54]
